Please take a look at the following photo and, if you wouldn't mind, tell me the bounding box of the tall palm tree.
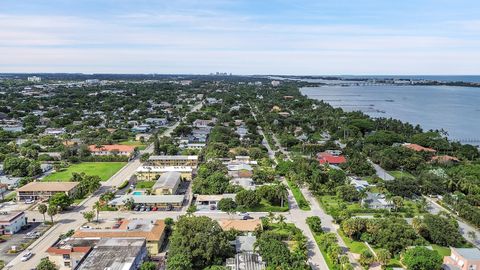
[93,201,102,222]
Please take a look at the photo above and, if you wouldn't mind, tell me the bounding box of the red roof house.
[317,152,347,165]
[402,143,436,153]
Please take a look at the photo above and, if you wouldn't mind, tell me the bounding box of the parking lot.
[0,222,50,265]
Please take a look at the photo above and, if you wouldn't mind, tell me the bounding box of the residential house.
[361,192,393,210]
[317,151,347,165]
[195,194,236,210]
[349,177,371,191]
[193,119,215,128]
[226,253,266,270]
[402,143,436,153]
[144,118,168,126]
[443,247,480,270]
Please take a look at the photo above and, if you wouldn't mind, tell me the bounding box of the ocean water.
[301,85,480,142]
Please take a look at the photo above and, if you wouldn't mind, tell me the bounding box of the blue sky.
[0,0,479,74]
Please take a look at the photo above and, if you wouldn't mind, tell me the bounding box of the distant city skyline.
[1,0,479,74]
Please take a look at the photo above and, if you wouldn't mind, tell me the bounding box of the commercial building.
[136,166,193,181]
[76,238,147,270]
[73,219,166,255]
[148,155,198,167]
[46,238,95,270]
[0,211,27,234]
[16,182,80,202]
[443,247,480,270]
[88,144,136,156]
[108,194,185,209]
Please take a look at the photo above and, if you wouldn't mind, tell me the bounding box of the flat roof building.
[73,219,166,255]
[136,166,193,181]
[108,195,185,209]
[16,182,79,202]
[0,211,27,234]
[148,155,199,167]
[76,238,147,270]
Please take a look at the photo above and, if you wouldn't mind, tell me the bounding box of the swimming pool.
[132,191,143,196]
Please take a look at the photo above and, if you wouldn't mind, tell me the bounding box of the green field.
[388,170,415,179]
[135,181,155,189]
[43,162,126,181]
[245,199,289,212]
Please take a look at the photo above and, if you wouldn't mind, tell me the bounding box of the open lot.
[43,162,126,181]
[119,140,147,150]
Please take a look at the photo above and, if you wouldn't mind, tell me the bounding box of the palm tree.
[267,211,276,223]
[276,214,286,229]
[93,201,102,222]
[47,206,58,223]
[38,203,47,222]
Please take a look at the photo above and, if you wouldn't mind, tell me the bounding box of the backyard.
[43,162,126,181]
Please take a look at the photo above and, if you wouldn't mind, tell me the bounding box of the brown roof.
[431,155,460,163]
[17,182,79,192]
[403,143,436,153]
[218,219,262,232]
[73,220,166,242]
[88,144,135,153]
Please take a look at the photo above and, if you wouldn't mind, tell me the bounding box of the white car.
[21,251,33,262]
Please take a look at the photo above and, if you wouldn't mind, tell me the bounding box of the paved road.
[369,160,394,181]
[425,196,480,248]
[6,102,204,270]
[252,103,361,269]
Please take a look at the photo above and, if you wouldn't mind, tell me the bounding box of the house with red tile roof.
[88,144,136,156]
[402,143,436,153]
[431,155,460,164]
[317,152,347,165]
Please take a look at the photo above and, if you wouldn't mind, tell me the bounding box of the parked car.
[25,199,35,204]
[21,251,33,262]
[166,204,173,211]
[242,215,253,220]
[134,206,140,211]
[152,207,158,211]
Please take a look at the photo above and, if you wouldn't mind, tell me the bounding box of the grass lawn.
[388,170,415,179]
[338,230,369,254]
[432,244,451,256]
[119,140,147,150]
[285,178,311,210]
[306,220,341,270]
[135,181,155,189]
[245,199,289,212]
[43,162,126,181]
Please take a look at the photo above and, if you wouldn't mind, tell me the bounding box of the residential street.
[425,196,480,249]
[5,102,204,270]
